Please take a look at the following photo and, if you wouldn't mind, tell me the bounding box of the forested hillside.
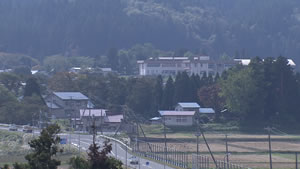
[1,0,300,66]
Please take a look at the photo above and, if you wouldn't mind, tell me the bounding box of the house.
[103,115,124,130]
[44,92,90,119]
[159,111,195,126]
[80,109,106,131]
[199,108,215,114]
[137,56,237,77]
[199,108,215,120]
[175,102,201,113]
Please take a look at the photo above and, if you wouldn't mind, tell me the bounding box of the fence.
[192,154,244,169]
[132,139,189,168]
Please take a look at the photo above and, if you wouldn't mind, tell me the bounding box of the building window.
[208,64,215,69]
[176,116,187,123]
[148,63,160,67]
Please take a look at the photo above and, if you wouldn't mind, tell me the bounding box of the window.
[208,64,215,69]
[148,63,160,67]
[176,116,187,123]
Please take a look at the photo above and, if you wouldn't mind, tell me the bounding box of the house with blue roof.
[44,92,92,121]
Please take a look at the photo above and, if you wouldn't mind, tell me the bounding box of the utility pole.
[195,131,201,169]
[265,127,273,169]
[163,116,167,169]
[296,152,298,169]
[225,134,229,163]
[125,141,128,169]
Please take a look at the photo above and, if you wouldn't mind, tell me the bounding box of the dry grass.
[138,132,300,169]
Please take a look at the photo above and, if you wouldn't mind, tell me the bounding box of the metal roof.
[80,109,106,117]
[159,111,195,116]
[199,108,215,114]
[177,102,200,108]
[54,92,89,100]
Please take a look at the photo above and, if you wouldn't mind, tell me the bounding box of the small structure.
[104,115,124,130]
[199,108,215,115]
[159,111,195,126]
[149,117,162,125]
[175,102,200,113]
[80,109,106,131]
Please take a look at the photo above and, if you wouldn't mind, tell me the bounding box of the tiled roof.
[159,111,195,116]
[54,92,89,100]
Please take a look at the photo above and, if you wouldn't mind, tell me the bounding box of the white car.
[129,156,139,165]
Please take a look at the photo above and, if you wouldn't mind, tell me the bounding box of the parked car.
[9,125,18,131]
[22,126,33,133]
[129,156,139,165]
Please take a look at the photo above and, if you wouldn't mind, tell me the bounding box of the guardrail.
[98,134,132,151]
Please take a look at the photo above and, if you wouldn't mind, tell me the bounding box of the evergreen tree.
[24,77,41,97]
[174,72,191,103]
[162,76,175,109]
[153,75,163,110]
[25,124,62,169]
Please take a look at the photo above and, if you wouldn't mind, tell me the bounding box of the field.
[138,124,300,169]
[0,129,79,168]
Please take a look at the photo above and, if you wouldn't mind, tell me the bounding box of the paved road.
[60,134,175,169]
[0,125,175,169]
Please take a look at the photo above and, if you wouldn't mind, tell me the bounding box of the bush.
[69,156,89,169]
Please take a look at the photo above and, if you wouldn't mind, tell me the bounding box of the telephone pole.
[265,127,273,169]
[163,116,167,169]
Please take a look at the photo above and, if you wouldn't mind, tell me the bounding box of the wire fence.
[132,139,189,168]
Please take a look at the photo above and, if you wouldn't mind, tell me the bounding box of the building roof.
[199,108,215,114]
[159,111,195,116]
[54,92,89,100]
[150,117,162,121]
[177,102,200,108]
[80,109,106,117]
[104,115,123,123]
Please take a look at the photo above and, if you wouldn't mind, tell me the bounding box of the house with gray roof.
[44,92,90,120]
[175,102,200,113]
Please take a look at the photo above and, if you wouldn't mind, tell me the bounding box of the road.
[0,124,175,169]
[60,134,175,169]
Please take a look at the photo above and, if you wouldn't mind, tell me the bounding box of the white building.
[159,111,195,126]
[137,56,237,76]
[234,59,296,67]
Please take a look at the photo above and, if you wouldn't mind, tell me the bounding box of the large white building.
[137,56,237,76]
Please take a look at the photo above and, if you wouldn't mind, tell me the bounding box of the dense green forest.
[0,0,300,69]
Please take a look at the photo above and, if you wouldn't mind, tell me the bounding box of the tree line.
[1,56,300,130]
